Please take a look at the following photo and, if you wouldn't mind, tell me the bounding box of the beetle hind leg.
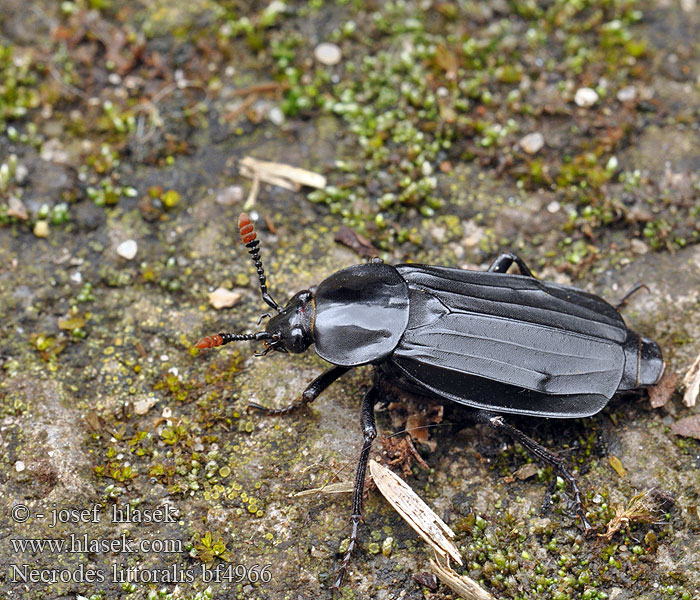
[487,252,535,277]
[248,365,350,415]
[614,282,649,310]
[474,411,594,535]
[333,386,379,589]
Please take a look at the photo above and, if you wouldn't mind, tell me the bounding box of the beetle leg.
[256,312,272,326]
[487,252,535,277]
[474,411,594,535]
[248,365,350,415]
[333,385,379,589]
[614,282,649,310]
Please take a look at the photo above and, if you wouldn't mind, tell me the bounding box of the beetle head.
[262,290,314,354]
[195,214,315,356]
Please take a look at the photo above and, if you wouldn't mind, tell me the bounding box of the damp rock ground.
[0,1,699,599]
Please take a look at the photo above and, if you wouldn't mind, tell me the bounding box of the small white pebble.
[519,132,545,154]
[162,407,172,418]
[314,42,342,66]
[14,164,28,184]
[134,396,157,415]
[33,220,50,238]
[547,201,561,213]
[574,87,599,107]
[208,287,242,309]
[116,239,138,260]
[15,461,25,472]
[617,86,636,102]
[268,106,284,126]
[630,239,648,255]
[70,271,83,283]
[216,185,243,206]
[215,186,244,206]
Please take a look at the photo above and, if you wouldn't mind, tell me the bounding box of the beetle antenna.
[195,331,274,349]
[238,213,281,312]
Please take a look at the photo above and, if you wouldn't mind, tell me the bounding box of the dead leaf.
[58,314,86,330]
[649,371,679,408]
[382,435,430,476]
[413,571,438,591]
[7,196,28,220]
[513,463,538,480]
[406,413,432,447]
[608,455,627,478]
[84,411,103,432]
[369,459,462,565]
[438,97,457,123]
[671,414,700,439]
[334,226,379,258]
[434,44,459,78]
[385,397,443,450]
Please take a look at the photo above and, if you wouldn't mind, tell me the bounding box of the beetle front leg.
[487,252,535,277]
[333,386,379,589]
[474,410,594,535]
[248,365,351,415]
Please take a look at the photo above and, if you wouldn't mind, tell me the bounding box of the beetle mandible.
[196,213,664,588]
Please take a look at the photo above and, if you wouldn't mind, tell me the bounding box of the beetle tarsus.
[247,400,292,415]
[333,386,379,589]
[248,365,350,415]
[476,411,595,535]
[541,475,558,514]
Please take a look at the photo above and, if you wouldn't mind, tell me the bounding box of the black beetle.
[196,213,664,588]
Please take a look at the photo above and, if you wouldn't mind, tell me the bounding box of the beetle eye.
[283,328,308,354]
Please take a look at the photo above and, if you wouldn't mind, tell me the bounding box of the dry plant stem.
[430,557,494,600]
[369,459,462,565]
[230,82,290,96]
